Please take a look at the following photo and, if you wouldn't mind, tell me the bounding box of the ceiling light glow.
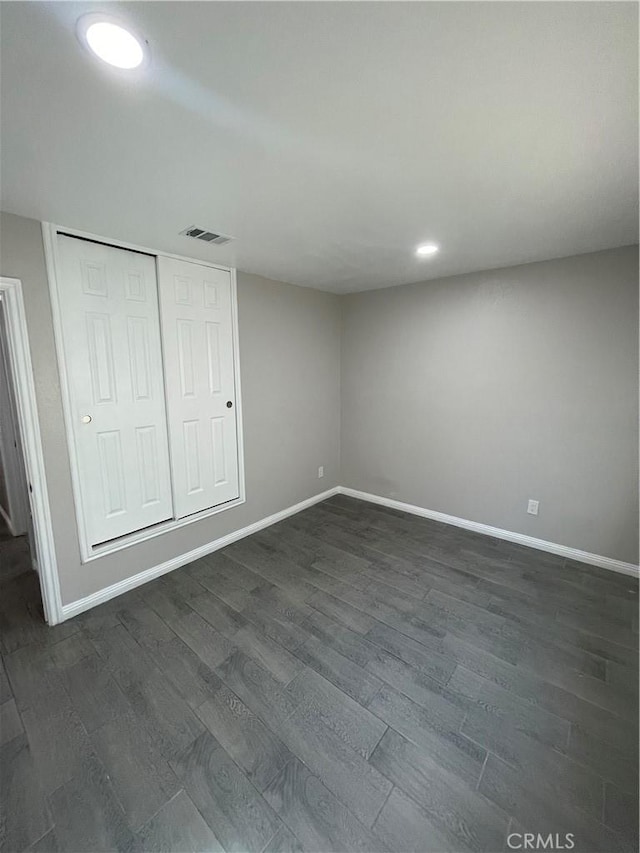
[415,243,439,257]
[78,15,147,69]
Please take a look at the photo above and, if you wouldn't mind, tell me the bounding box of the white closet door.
[57,236,173,545]
[157,257,239,518]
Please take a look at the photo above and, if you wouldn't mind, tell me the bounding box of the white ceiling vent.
[180,225,233,245]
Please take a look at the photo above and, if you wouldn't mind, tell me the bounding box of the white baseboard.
[338,487,639,578]
[60,481,638,620]
[61,487,341,621]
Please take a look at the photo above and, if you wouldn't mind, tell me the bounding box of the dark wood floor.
[1,495,638,853]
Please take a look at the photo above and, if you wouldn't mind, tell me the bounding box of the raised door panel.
[56,235,173,546]
[157,256,239,518]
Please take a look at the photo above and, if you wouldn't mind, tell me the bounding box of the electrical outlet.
[318,466,324,479]
[527,499,539,516]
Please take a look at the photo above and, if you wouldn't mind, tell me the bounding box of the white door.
[57,236,173,545]
[157,256,239,518]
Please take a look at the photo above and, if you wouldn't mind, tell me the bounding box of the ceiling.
[1,2,637,293]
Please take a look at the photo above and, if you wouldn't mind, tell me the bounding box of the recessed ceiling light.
[77,14,147,69]
[415,243,439,257]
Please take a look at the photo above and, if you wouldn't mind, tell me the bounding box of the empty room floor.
[1,495,638,853]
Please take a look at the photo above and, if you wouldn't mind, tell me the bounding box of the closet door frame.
[43,222,246,564]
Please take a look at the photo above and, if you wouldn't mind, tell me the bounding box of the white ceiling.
[1,1,637,293]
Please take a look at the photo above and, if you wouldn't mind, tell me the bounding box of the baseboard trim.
[60,482,638,620]
[338,487,639,579]
[61,487,341,621]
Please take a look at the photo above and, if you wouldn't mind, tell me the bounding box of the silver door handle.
[81,415,92,424]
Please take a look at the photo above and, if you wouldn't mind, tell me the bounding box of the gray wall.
[341,246,639,565]
[1,209,637,608]
[0,211,341,603]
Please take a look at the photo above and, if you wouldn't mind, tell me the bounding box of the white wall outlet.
[527,499,539,516]
[318,466,324,479]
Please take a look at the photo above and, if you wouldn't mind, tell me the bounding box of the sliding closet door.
[157,257,240,518]
[56,236,173,545]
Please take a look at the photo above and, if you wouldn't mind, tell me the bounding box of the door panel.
[157,257,239,518]
[57,236,173,545]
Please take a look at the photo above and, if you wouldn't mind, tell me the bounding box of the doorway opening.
[0,277,62,624]
[0,295,33,585]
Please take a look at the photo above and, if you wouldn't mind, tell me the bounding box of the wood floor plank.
[195,682,293,792]
[479,753,631,853]
[261,821,304,853]
[225,539,318,603]
[365,621,457,685]
[189,590,248,639]
[0,655,12,704]
[240,586,312,652]
[188,566,257,612]
[272,702,392,828]
[373,787,456,853]
[131,791,224,853]
[294,633,383,705]
[2,497,637,853]
[61,653,133,733]
[91,708,180,830]
[304,607,380,669]
[195,551,264,591]
[603,782,640,847]
[307,588,377,635]
[131,790,224,853]
[171,730,282,853]
[0,577,78,656]
[48,754,134,853]
[435,652,634,752]
[366,650,466,716]
[216,649,299,731]
[0,733,52,852]
[117,601,176,651]
[450,666,570,750]
[370,727,509,852]
[285,667,387,758]
[4,642,71,717]
[565,724,639,793]
[165,610,236,669]
[556,605,638,649]
[73,589,143,637]
[20,702,94,796]
[368,684,486,786]
[46,632,94,668]
[159,567,208,602]
[231,622,305,685]
[369,672,467,743]
[120,668,205,762]
[263,756,386,852]
[27,828,59,852]
[139,580,195,626]
[0,697,23,746]
[89,623,159,691]
[148,636,223,709]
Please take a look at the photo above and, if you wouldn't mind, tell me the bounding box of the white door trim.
[0,311,30,535]
[0,277,63,623]
[42,222,246,563]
